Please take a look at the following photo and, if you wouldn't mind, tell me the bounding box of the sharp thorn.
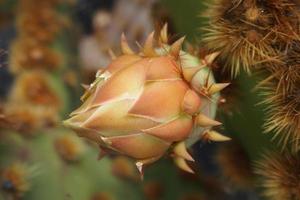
[208,83,230,95]
[202,130,231,142]
[196,114,222,127]
[204,52,220,65]
[136,161,144,181]
[160,23,168,44]
[97,148,107,160]
[169,37,185,59]
[173,142,194,162]
[80,84,89,90]
[108,49,116,60]
[121,33,135,54]
[143,32,157,57]
[174,157,194,174]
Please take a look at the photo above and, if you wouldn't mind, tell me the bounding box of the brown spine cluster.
[203,0,300,151]
[261,42,300,151]
[255,151,300,200]
[203,0,300,76]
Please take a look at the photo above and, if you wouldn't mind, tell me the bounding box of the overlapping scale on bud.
[64,25,230,175]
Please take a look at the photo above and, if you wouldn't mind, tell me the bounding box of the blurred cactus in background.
[1,0,300,200]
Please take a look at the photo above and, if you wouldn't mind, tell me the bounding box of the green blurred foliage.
[161,0,205,41]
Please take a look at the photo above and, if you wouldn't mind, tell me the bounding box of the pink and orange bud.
[64,25,229,174]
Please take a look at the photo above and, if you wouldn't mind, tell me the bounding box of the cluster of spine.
[3,0,64,134]
[255,151,300,200]
[261,47,300,152]
[203,0,300,198]
[203,0,300,76]
[203,0,300,151]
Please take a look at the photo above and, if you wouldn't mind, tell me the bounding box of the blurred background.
[0,0,275,199]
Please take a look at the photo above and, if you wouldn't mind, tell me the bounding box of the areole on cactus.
[64,24,230,176]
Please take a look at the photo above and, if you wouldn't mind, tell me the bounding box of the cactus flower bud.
[64,25,229,175]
